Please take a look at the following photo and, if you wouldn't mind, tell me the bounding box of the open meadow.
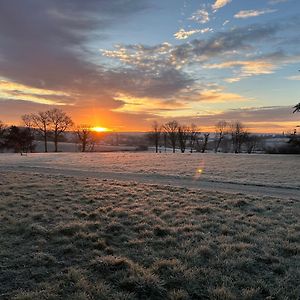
[0,153,299,299]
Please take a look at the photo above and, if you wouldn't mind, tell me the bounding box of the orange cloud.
[0,79,69,105]
[194,89,250,103]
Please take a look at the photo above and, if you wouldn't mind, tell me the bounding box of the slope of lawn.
[0,152,299,188]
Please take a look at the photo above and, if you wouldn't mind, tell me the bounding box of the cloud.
[204,51,300,82]
[269,0,289,4]
[0,79,70,105]
[286,75,300,80]
[101,42,173,69]
[170,22,280,64]
[1,0,299,128]
[156,105,299,133]
[101,43,195,98]
[112,93,189,115]
[234,9,277,19]
[189,9,210,24]
[212,0,232,11]
[205,60,276,82]
[108,87,250,119]
[174,28,212,40]
[202,106,299,123]
[101,19,300,104]
[195,89,249,103]
[0,0,150,109]
[177,106,299,131]
[107,68,195,99]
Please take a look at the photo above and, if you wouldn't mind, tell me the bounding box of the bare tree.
[201,133,210,153]
[214,120,228,153]
[163,132,167,152]
[47,108,74,152]
[177,125,190,153]
[244,134,260,154]
[189,124,200,153]
[21,114,36,152]
[163,121,178,153]
[230,121,247,153]
[31,112,50,152]
[76,125,93,152]
[148,121,161,153]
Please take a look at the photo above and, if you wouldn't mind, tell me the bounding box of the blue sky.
[0,0,299,132]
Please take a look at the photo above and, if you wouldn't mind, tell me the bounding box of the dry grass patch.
[0,172,299,299]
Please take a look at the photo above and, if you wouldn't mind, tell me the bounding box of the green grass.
[0,172,299,299]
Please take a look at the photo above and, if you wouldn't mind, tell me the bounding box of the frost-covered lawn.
[1,172,299,299]
[0,152,299,188]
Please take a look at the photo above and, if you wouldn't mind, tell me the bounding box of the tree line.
[148,120,262,154]
[0,108,96,153]
[0,104,298,154]
[148,104,300,154]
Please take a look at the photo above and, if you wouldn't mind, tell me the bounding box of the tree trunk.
[53,130,59,152]
[215,138,222,153]
[202,134,209,153]
[44,134,48,152]
[82,140,86,152]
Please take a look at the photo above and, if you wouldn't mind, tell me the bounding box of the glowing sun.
[92,127,109,133]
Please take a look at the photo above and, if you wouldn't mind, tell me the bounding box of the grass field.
[0,152,299,188]
[1,170,299,299]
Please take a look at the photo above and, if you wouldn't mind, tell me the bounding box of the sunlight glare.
[91,127,109,132]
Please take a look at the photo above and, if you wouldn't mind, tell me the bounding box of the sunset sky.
[0,0,299,132]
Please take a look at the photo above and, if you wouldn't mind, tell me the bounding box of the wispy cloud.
[286,75,300,80]
[174,28,212,40]
[234,9,277,19]
[189,9,210,23]
[0,79,69,105]
[205,60,276,82]
[188,106,299,132]
[205,52,300,82]
[269,0,289,4]
[196,89,249,103]
[212,0,232,11]
[111,87,250,117]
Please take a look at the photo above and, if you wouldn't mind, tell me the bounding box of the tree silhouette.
[177,125,190,153]
[0,121,7,150]
[163,121,178,153]
[189,124,200,153]
[21,114,36,152]
[148,121,161,153]
[230,121,247,153]
[5,126,34,153]
[31,112,50,152]
[214,120,228,153]
[47,108,73,152]
[76,125,93,152]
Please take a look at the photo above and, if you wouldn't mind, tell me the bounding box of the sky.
[0,0,299,133]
